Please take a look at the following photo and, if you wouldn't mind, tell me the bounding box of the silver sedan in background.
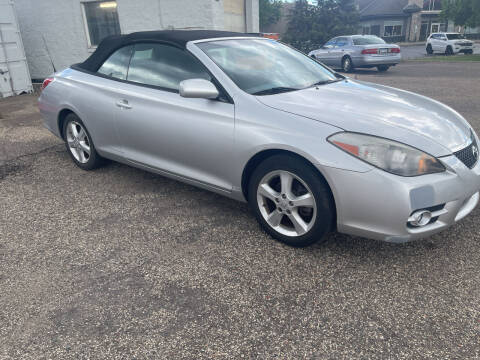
[308,35,401,72]
[39,31,479,247]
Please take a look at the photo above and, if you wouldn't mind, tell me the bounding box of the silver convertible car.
[308,35,401,73]
[39,30,480,247]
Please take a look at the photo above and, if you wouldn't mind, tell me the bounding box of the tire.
[341,56,354,73]
[310,54,316,59]
[63,113,105,170]
[377,65,390,72]
[248,154,335,247]
[426,44,433,55]
[466,49,473,55]
[445,46,453,56]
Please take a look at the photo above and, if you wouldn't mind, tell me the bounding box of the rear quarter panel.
[39,68,123,156]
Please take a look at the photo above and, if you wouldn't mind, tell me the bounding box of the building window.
[384,25,402,37]
[423,0,442,11]
[362,26,370,35]
[370,25,381,37]
[82,1,121,47]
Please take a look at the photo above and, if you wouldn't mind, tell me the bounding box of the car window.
[324,39,337,47]
[198,39,337,95]
[127,43,211,91]
[352,36,386,45]
[446,33,465,40]
[335,37,349,47]
[97,45,133,80]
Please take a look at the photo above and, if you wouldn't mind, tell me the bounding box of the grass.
[410,54,480,62]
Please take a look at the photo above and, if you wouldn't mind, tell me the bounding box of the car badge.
[472,144,478,159]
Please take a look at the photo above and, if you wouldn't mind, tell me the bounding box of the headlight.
[328,132,446,176]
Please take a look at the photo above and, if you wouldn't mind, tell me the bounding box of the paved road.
[400,43,480,60]
[1,61,480,359]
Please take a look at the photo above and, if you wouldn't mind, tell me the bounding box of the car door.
[315,39,336,65]
[74,45,134,156]
[329,37,349,68]
[431,34,445,51]
[114,42,235,191]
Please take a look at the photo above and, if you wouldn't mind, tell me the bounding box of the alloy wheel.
[66,121,91,164]
[256,170,317,237]
[342,57,351,72]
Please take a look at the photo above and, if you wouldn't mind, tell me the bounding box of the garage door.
[224,0,246,32]
[0,0,32,98]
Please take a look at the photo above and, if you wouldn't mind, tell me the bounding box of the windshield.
[352,36,386,45]
[197,39,338,95]
[446,33,466,40]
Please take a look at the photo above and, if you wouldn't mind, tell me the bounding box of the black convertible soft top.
[76,30,255,73]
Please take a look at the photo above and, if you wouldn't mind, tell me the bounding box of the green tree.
[259,0,283,30]
[442,0,480,28]
[282,0,360,53]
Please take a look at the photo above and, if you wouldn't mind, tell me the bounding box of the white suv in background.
[426,33,474,55]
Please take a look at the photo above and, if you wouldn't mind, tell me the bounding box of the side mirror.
[179,79,219,99]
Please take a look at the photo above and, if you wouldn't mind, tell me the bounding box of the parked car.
[39,30,480,247]
[308,35,401,73]
[426,33,474,55]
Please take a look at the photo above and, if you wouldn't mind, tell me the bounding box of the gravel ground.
[1,61,480,359]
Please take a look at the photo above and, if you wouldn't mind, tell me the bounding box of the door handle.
[116,99,132,109]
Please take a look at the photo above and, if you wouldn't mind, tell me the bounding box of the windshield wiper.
[312,78,343,86]
[252,87,299,96]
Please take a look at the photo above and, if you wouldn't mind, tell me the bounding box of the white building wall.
[0,0,32,97]
[14,0,258,79]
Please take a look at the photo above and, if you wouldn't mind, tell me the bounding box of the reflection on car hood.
[256,80,472,156]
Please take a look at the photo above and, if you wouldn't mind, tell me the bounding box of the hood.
[256,80,472,157]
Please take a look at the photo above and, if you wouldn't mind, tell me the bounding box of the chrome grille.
[454,137,478,169]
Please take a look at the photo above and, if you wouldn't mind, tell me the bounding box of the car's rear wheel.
[445,46,453,56]
[63,113,104,170]
[248,154,334,247]
[341,56,354,73]
[377,65,390,72]
[426,44,433,55]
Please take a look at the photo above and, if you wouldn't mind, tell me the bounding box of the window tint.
[127,43,211,91]
[97,45,133,80]
[352,36,386,45]
[83,1,121,47]
[446,33,465,40]
[325,39,336,47]
[336,37,349,47]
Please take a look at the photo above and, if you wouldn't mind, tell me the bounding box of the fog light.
[409,210,432,227]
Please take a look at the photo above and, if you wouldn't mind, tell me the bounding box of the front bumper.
[320,154,480,243]
[352,54,402,67]
[455,45,473,53]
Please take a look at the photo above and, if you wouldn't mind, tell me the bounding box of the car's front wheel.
[63,113,104,170]
[341,56,354,73]
[248,154,335,247]
[445,46,454,56]
[377,65,390,72]
[426,44,433,55]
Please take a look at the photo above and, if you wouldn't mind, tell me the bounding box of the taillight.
[41,77,54,91]
[361,48,378,55]
[391,47,401,53]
